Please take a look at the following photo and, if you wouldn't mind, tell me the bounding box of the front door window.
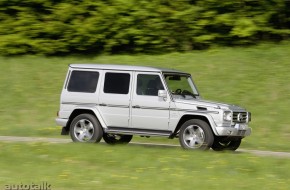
[136,74,164,96]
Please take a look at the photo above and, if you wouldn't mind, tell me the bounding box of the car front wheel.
[103,134,133,145]
[179,119,214,150]
[211,138,242,151]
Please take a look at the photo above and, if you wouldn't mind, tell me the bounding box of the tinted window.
[104,73,130,94]
[67,71,99,93]
[137,74,164,96]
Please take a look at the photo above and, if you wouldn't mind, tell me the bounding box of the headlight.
[223,111,232,122]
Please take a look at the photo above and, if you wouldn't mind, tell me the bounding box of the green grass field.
[0,142,289,190]
[0,43,290,190]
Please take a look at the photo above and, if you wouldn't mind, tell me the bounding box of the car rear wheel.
[70,114,103,143]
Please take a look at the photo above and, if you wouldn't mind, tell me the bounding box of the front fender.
[177,111,219,136]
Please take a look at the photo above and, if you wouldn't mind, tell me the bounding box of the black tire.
[179,119,214,150]
[103,134,133,145]
[69,114,103,143]
[211,138,242,151]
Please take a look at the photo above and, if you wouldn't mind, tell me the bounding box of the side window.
[104,72,130,94]
[137,74,164,96]
[67,70,99,93]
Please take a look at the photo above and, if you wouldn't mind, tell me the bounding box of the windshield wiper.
[181,90,198,98]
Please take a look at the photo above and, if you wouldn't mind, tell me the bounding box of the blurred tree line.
[0,0,289,55]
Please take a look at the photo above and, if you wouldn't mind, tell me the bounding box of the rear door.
[98,71,132,127]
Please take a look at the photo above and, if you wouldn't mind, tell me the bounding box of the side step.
[105,127,172,137]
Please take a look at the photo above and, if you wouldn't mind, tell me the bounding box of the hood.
[174,98,245,111]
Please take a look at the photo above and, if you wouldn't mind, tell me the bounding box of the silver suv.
[56,64,251,151]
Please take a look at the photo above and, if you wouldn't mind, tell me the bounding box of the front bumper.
[55,118,68,127]
[215,123,251,137]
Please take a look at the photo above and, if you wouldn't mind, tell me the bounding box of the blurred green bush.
[0,0,289,55]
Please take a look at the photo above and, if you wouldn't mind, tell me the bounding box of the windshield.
[164,73,199,100]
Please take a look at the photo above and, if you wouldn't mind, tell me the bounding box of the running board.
[105,127,172,137]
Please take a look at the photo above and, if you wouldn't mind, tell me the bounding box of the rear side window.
[67,71,99,93]
[104,73,130,94]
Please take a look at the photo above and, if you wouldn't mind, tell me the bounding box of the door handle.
[99,103,107,107]
[132,105,140,109]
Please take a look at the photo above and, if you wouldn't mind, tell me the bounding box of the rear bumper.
[55,118,68,127]
[215,123,251,137]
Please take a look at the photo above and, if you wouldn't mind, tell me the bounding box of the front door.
[130,72,170,130]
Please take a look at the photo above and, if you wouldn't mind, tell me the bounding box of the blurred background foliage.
[0,0,289,55]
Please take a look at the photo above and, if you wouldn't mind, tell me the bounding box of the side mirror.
[158,90,167,100]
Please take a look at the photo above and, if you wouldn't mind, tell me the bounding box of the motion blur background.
[0,0,290,55]
[0,1,290,189]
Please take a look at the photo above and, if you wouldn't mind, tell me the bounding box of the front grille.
[233,112,248,123]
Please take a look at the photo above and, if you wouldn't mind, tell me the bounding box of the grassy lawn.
[0,42,290,151]
[0,142,289,190]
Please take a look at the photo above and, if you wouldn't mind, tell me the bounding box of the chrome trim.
[62,102,218,114]
[61,102,129,108]
[105,127,172,137]
[101,104,130,108]
[132,106,170,111]
[61,102,97,106]
[171,108,219,114]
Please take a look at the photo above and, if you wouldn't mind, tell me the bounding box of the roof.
[69,64,189,74]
